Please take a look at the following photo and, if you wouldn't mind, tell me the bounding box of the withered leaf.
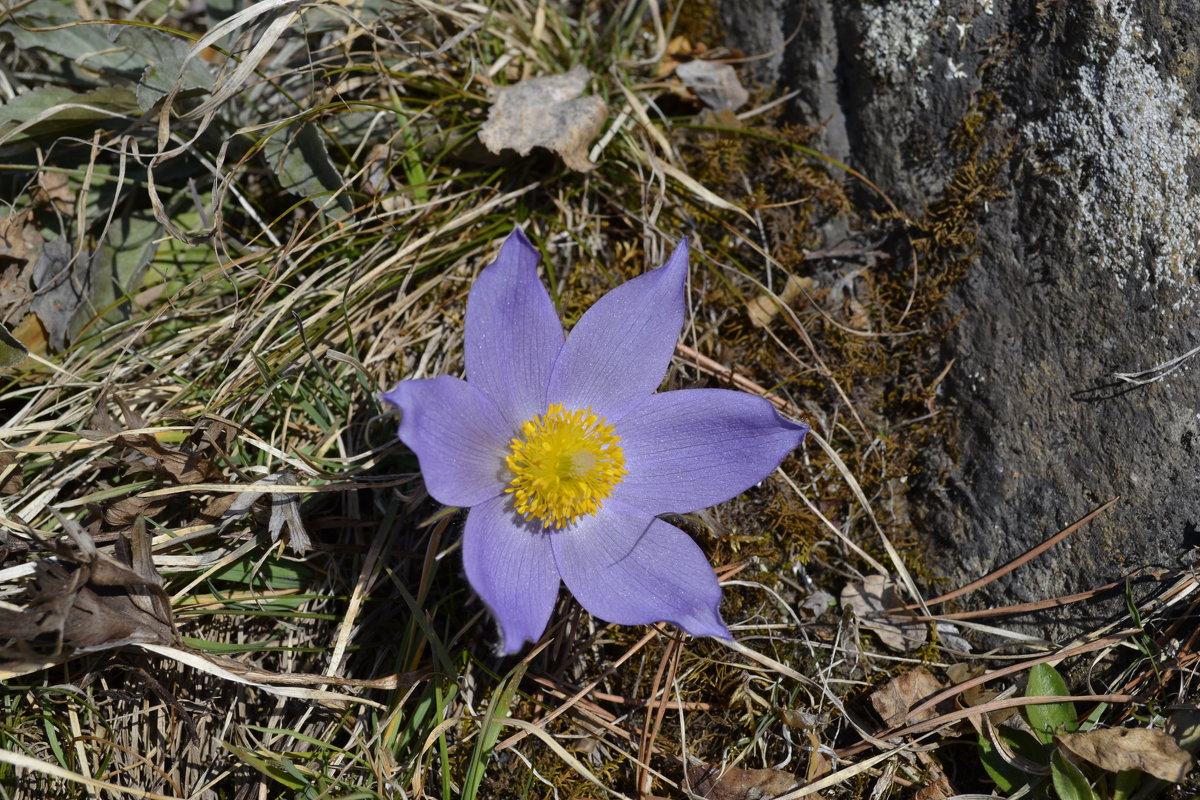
[113,432,223,484]
[103,495,170,528]
[220,469,312,554]
[676,59,749,112]
[1056,727,1193,784]
[138,642,410,708]
[841,574,927,652]
[0,449,23,494]
[478,65,607,172]
[30,236,87,352]
[0,528,29,565]
[0,518,175,666]
[34,170,75,213]
[870,666,946,727]
[688,763,797,800]
[0,209,40,323]
[914,775,955,800]
[656,34,696,78]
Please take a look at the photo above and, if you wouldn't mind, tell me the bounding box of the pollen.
[505,403,628,529]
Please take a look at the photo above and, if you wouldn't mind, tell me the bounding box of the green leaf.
[263,121,353,215]
[1026,663,1078,744]
[90,211,163,324]
[3,6,145,78]
[1171,709,1200,753]
[1051,749,1099,800]
[979,728,1049,792]
[209,559,310,591]
[0,86,140,146]
[0,323,28,369]
[110,26,214,111]
[220,740,306,790]
[2,5,211,111]
[1112,768,1143,800]
[462,662,527,800]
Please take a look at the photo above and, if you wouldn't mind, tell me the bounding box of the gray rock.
[723,0,1200,638]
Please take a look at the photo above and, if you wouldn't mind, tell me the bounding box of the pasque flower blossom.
[383,230,808,652]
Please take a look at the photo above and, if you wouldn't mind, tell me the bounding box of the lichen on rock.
[1025,6,1200,302]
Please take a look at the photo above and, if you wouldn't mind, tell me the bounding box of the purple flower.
[383,230,808,653]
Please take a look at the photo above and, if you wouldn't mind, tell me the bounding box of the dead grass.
[0,0,1195,799]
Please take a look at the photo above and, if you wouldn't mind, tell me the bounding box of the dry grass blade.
[136,644,386,708]
[0,747,185,800]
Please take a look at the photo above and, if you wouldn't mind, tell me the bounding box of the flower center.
[505,403,627,529]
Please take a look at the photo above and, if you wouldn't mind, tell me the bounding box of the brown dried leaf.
[950,661,1018,727]
[33,171,75,213]
[0,528,29,565]
[1056,727,1193,784]
[841,574,927,652]
[804,729,830,783]
[676,59,750,111]
[269,487,311,554]
[870,667,946,727]
[914,774,955,800]
[0,209,41,324]
[113,432,222,484]
[0,518,175,665]
[656,35,697,78]
[478,66,607,172]
[0,450,23,495]
[688,763,797,800]
[8,313,46,359]
[103,495,170,528]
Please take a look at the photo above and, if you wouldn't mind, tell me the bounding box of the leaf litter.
[675,59,750,112]
[478,65,608,171]
[840,573,928,652]
[1056,727,1193,784]
[0,516,175,678]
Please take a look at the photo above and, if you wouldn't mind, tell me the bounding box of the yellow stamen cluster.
[506,403,627,528]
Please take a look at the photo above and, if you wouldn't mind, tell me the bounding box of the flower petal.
[551,499,729,639]
[464,496,561,653]
[613,389,808,514]
[547,239,689,421]
[382,376,510,507]
[465,228,564,428]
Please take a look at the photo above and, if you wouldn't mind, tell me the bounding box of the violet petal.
[465,229,564,428]
[382,376,509,507]
[613,388,808,514]
[551,499,729,639]
[546,239,689,421]
[464,496,561,653]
